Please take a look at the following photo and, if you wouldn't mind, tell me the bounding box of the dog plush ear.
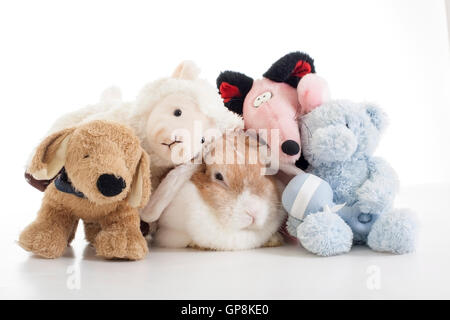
[27,128,74,181]
[216,71,254,115]
[128,150,151,208]
[172,60,201,80]
[263,51,315,88]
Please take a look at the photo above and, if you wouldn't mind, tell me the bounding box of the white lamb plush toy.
[27,61,242,185]
[25,61,243,225]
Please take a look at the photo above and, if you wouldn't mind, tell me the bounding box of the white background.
[0,0,449,299]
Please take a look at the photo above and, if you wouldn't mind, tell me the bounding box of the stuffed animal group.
[20,51,417,260]
[216,51,418,256]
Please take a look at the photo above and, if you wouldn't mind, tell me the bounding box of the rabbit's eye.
[174,109,182,117]
[83,155,89,159]
[345,122,350,129]
[215,173,224,181]
[201,137,205,144]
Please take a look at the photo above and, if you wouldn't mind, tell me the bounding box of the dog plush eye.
[173,109,182,117]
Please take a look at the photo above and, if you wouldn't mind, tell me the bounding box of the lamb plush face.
[145,92,214,165]
[135,61,242,168]
[300,100,388,167]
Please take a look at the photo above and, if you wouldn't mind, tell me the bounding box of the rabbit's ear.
[216,71,254,115]
[365,104,389,132]
[263,51,315,88]
[172,60,201,80]
[128,150,151,208]
[27,128,74,180]
[140,163,200,223]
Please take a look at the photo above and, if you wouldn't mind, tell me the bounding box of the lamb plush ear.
[216,71,254,115]
[27,128,74,181]
[172,60,201,80]
[365,104,389,132]
[263,51,315,88]
[128,150,151,208]
[298,73,331,114]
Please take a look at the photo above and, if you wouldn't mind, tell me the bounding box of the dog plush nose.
[97,174,126,197]
[281,140,300,156]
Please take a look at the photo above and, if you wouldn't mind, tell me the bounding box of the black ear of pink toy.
[217,51,316,115]
[263,51,315,88]
[216,71,253,115]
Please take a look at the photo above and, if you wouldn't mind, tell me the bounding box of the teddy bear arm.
[355,157,399,214]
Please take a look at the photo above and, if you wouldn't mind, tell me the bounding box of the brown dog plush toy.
[19,120,151,260]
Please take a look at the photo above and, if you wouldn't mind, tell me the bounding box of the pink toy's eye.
[253,91,272,108]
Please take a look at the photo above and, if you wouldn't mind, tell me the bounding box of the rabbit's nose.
[281,140,300,156]
[97,174,126,197]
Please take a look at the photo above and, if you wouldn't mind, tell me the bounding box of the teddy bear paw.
[367,208,417,254]
[297,212,353,256]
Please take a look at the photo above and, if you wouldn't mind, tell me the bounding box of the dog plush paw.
[18,223,68,259]
[94,229,148,260]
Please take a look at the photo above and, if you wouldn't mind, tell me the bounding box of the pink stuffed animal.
[216,52,330,170]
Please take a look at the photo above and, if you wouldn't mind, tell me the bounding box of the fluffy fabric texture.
[287,213,353,256]
[216,71,254,114]
[19,121,151,260]
[367,208,418,254]
[26,61,243,190]
[298,100,417,254]
[130,70,243,156]
[263,51,316,88]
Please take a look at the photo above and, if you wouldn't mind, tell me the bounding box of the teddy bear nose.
[281,140,300,156]
[97,174,126,197]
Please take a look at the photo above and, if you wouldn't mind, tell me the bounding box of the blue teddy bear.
[283,100,417,256]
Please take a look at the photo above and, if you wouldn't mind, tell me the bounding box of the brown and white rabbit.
[153,132,286,250]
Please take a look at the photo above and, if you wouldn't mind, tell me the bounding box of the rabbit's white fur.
[155,180,285,251]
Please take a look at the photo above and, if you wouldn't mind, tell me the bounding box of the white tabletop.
[1,183,449,300]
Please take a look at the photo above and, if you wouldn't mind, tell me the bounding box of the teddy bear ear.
[172,60,201,80]
[263,51,316,88]
[216,71,254,115]
[365,104,389,132]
